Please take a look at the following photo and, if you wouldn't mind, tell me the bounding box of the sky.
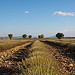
[0,0,75,37]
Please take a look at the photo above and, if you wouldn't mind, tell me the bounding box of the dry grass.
[44,38,75,44]
[0,39,32,52]
[18,40,62,75]
[41,38,75,52]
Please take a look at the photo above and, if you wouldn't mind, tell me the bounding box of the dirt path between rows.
[0,41,33,75]
[41,41,75,75]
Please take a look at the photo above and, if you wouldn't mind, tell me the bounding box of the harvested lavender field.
[0,39,75,75]
[0,39,33,52]
[41,39,75,75]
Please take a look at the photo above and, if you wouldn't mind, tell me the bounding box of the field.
[0,39,33,52]
[0,38,75,75]
[18,40,62,75]
[42,38,75,52]
[45,38,75,43]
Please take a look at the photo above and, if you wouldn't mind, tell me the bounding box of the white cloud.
[53,11,75,16]
[62,30,75,37]
[25,11,29,14]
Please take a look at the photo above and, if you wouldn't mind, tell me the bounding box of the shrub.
[8,34,13,39]
[38,35,41,39]
[28,35,32,39]
[41,34,44,38]
[56,33,64,39]
[38,34,44,39]
[22,34,27,39]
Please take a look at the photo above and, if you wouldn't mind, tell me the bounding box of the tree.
[28,35,32,39]
[41,34,44,38]
[38,35,41,38]
[38,34,44,39]
[8,34,13,39]
[22,34,27,38]
[56,33,64,39]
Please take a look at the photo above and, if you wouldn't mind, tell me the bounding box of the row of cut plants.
[0,39,32,52]
[41,39,75,52]
[18,40,62,75]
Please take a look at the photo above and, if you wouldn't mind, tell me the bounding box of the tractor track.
[41,41,75,75]
[0,40,75,75]
[0,41,33,75]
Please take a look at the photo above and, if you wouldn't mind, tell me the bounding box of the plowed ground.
[41,41,75,75]
[0,40,75,75]
[0,41,33,75]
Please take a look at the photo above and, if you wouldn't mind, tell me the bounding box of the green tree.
[56,33,64,39]
[28,35,32,39]
[41,34,44,38]
[38,34,44,39]
[22,34,27,38]
[38,35,41,38]
[8,34,13,39]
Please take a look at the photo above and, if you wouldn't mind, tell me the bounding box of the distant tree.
[38,34,44,39]
[56,33,64,39]
[38,35,41,38]
[22,34,27,38]
[41,34,44,38]
[8,34,13,39]
[28,35,32,39]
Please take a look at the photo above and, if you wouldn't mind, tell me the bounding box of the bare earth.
[42,41,75,75]
[0,41,33,75]
[0,40,75,75]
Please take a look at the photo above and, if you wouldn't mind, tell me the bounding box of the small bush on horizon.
[8,34,13,39]
[38,34,44,39]
[22,34,27,39]
[56,33,64,39]
[28,35,32,39]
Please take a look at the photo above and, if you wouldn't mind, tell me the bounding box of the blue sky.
[0,0,75,37]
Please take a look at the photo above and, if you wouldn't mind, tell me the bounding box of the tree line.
[8,33,64,39]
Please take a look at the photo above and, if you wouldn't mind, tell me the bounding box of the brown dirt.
[0,41,33,75]
[41,41,75,75]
